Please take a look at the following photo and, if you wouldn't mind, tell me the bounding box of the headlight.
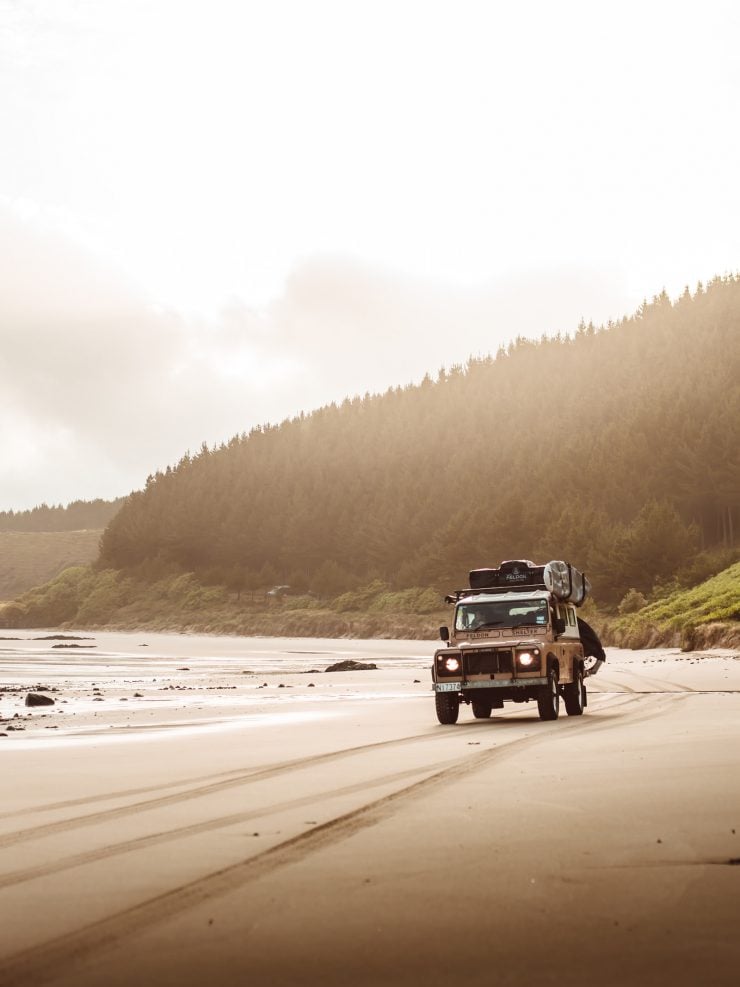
[516,648,541,670]
[436,653,462,677]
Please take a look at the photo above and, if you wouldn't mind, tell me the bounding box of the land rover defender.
[432,559,602,724]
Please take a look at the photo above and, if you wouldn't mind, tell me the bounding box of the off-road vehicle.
[432,559,603,724]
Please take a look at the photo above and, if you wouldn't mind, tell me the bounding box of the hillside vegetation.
[595,562,740,650]
[2,277,739,634]
[3,559,738,649]
[0,567,448,637]
[0,530,103,600]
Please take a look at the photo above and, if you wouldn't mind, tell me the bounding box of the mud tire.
[563,666,585,716]
[537,666,560,721]
[435,691,460,725]
[472,700,492,719]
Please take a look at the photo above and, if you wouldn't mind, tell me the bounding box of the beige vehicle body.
[432,589,587,723]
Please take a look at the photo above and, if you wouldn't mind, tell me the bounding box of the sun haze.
[1,0,739,507]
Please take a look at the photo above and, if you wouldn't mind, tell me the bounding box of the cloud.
[0,209,632,510]
[1,209,196,507]
[254,255,631,399]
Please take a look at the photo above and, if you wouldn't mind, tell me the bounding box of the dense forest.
[98,278,739,607]
[0,498,124,532]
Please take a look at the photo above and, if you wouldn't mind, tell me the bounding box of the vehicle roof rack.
[445,559,591,606]
[444,583,546,604]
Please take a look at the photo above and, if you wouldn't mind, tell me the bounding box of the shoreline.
[3,612,740,651]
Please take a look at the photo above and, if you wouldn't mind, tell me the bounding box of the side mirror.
[553,617,566,635]
[439,626,450,642]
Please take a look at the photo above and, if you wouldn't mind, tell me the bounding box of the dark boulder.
[25,692,55,707]
[324,660,378,672]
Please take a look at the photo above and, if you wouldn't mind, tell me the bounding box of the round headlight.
[444,656,461,673]
[517,648,540,668]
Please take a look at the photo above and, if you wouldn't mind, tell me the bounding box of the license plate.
[435,682,460,692]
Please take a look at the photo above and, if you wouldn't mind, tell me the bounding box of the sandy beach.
[1,631,739,986]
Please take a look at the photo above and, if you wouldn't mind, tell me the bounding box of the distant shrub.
[6,565,92,627]
[0,602,28,629]
[333,580,389,612]
[618,588,648,614]
[166,573,200,601]
[75,569,128,623]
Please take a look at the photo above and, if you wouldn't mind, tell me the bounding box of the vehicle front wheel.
[563,666,585,716]
[471,699,492,719]
[435,691,460,725]
[537,667,559,721]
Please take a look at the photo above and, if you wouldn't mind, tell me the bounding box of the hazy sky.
[1,0,739,510]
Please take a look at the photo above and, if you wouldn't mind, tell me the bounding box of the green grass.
[599,562,740,649]
[635,562,740,625]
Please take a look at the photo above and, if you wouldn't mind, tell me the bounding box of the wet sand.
[1,632,739,986]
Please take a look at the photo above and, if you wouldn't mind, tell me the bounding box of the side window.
[568,606,576,626]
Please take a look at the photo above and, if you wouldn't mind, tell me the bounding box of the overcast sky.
[1,0,739,511]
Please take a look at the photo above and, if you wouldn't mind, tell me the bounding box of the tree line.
[98,277,740,606]
[0,498,125,533]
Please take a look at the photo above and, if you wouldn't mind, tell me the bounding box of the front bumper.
[434,677,548,692]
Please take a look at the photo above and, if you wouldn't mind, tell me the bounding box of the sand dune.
[1,633,739,986]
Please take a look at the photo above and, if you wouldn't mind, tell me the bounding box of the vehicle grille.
[464,649,513,676]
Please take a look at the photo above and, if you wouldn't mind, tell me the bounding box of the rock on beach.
[25,692,55,707]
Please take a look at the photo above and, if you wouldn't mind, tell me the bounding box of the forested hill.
[0,498,124,532]
[99,278,740,605]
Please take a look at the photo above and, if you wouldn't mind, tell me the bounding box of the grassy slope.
[0,530,103,600]
[597,562,740,650]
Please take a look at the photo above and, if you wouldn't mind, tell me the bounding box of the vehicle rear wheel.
[537,666,559,721]
[471,699,492,719]
[435,691,460,725]
[563,666,585,716]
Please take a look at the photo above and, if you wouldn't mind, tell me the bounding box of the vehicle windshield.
[455,598,549,632]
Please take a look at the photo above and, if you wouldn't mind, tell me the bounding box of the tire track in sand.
[4,697,646,890]
[0,756,461,890]
[0,691,668,986]
[0,765,267,823]
[0,727,460,848]
[0,690,640,849]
